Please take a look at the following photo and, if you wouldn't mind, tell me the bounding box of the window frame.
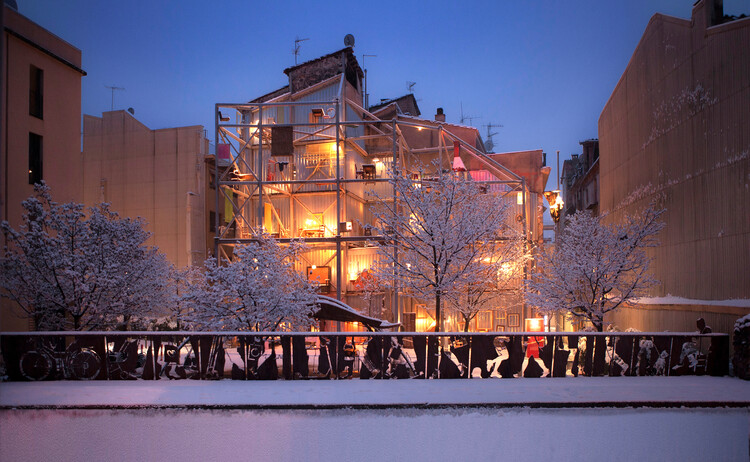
[28,132,43,185]
[29,65,43,119]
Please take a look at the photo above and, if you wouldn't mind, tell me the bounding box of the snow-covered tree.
[368,164,517,332]
[181,234,318,331]
[525,204,665,331]
[447,240,528,331]
[0,183,172,330]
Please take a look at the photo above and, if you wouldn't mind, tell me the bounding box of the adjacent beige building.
[82,111,210,268]
[1,4,85,330]
[599,0,750,334]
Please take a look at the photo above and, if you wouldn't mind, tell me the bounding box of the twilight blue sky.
[16,0,748,186]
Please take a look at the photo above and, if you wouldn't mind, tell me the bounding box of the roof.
[283,47,363,79]
[313,295,400,330]
[249,84,290,104]
[368,94,421,116]
[395,113,482,132]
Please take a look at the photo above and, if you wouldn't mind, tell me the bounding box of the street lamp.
[544,149,564,223]
[544,190,564,223]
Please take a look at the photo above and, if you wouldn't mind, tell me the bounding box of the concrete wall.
[1,5,83,223]
[82,111,207,268]
[598,1,750,332]
[1,6,84,331]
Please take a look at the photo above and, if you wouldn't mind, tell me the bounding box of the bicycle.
[19,337,102,381]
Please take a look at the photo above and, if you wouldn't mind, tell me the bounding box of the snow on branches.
[368,163,521,331]
[180,234,318,332]
[525,204,665,331]
[447,240,528,332]
[0,183,172,330]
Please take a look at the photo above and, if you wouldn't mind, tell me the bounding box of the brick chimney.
[435,107,445,122]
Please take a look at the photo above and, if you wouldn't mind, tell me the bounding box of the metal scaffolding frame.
[214,79,529,327]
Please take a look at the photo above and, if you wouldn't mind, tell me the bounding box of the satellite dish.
[344,34,355,47]
[127,107,135,115]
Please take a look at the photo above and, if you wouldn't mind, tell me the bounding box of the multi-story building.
[598,0,750,334]
[561,139,599,219]
[216,47,549,332]
[81,111,211,268]
[1,3,85,330]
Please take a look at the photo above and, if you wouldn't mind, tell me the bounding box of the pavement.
[1,376,749,409]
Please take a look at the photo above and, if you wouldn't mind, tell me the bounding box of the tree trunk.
[435,291,441,332]
[463,317,470,332]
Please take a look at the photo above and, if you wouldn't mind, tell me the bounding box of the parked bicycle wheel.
[67,349,101,380]
[19,351,53,381]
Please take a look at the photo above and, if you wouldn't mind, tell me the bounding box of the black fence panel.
[0,331,731,382]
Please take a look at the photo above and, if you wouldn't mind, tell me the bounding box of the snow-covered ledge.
[1,378,748,460]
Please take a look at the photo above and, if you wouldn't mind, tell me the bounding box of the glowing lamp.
[544,190,564,223]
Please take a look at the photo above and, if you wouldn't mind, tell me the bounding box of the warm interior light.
[417,127,423,131]
[526,317,544,332]
[304,218,317,228]
[415,317,435,332]
[311,265,317,270]
[516,191,524,205]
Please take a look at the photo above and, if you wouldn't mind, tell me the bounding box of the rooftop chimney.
[435,107,445,122]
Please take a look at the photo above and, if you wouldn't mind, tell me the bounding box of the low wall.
[1,407,747,460]
[605,304,747,335]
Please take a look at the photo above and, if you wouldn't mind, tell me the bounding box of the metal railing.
[0,331,730,381]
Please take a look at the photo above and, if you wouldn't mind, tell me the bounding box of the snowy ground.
[1,377,748,461]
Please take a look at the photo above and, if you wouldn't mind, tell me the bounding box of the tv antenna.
[483,123,503,152]
[105,85,125,111]
[459,102,479,125]
[294,37,309,65]
[362,54,377,109]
